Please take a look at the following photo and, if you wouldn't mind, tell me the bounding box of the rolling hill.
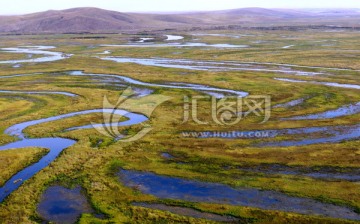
[0,7,359,34]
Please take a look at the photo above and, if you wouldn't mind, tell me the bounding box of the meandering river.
[0,46,71,64]
[0,109,148,202]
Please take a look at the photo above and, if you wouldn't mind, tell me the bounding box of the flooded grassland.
[0,30,359,223]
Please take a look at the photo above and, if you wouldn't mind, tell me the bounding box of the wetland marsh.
[0,29,359,223]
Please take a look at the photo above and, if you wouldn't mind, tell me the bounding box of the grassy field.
[0,29,359,223]
[0,148,48,186]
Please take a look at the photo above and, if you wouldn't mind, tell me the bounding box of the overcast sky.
[2,0,360,15]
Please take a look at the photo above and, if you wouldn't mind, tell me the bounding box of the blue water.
[273,98,307,108]
[119,169,360,221]
[0,109,148,202]
[100,43,249,48]
[0,90,78,97]
[0,74,41,79]
[37,186,94,224]
[161,152,175,159]
[100,57,322,76]
[68,70,249,97]
[239,164,360,182]
[283,102,360,120]
[1,68,359,218]
[198,124,360,147]
[133,203,239,222]
[0,138,75,202]
[275,78,360,90]
[259,124,360,147]
[0,46,71,64]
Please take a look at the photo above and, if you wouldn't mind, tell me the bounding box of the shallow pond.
[161,152,175,159]
[37,186,95,224]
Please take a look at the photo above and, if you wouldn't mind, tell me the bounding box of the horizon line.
[1,6,360,16]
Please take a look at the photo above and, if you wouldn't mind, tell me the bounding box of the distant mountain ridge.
[0,7,359,34]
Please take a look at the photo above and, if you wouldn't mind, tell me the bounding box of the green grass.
[0,30,359,223]
[0,148,48,186]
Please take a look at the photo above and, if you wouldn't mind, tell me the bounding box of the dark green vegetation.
[0,29,359,223]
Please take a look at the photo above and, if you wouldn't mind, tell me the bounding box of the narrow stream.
[98,56,360,75]
[0,109,148,202]
[0,90,78,97]
[133,202,239,222]
[275,78,360,90]
[160,153,360,182]
[68,70,249,97]
[238,164,360,182]
[273,97,307,108]
[100,57,323,76]
[257,124,360,147]
[0,74,41,79]
[198,124,360,147]
[1,67,359,219]
[282,102,360,120]
[100,43,249,48]
[0,46,71,64]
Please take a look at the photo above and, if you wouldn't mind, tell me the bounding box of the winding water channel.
[101,43,249,48]
[282,102,360,120]
[67,70,249,97]
[275,78,360,90]
[100,57,323,76]
[0,90,78,97]
[0,47,359,221]
[0,109,148,202]
[0,46,71,64]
